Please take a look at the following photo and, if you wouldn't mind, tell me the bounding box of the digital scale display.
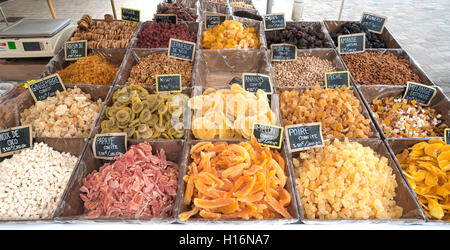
[22,42,42,51]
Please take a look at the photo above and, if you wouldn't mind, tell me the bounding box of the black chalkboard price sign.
[0,125,33,157]
[253,123,283,149]
[28,73,66,102]
[285,122,324,153]
[64,40,87,61]
[403,82,437,106]
[229,76,242,86]
[242,73,273,94]
[338,33,366,54]
[168,38,196,62]
[271,44,297,61]
[325,71,350,89]
[156,74,182,93]
[263,13,286,31]
[93,133,127,160]
[155,14,178,24]
[205,14,227,29]
[445,128,450,145]
[360,12,388,34]
[121,7,140,22]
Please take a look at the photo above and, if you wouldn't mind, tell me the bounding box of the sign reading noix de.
[360,12,388,34]
[338,33,365,54]
[252,123,284,149]
[28,73,66,102]
[168,38,196,62]
[0,125,33,157]
[156,74,182,93]
[64,40,87,61]
[263,13,286,31]
[403,82,437,106]
[93,133,127,160]
[285,122,324,152]
[121,7,140,22]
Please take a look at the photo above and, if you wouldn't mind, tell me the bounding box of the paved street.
[0,0,448,95]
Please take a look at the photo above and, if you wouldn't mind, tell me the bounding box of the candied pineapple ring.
[179,137,293,221]
[202,20,260,49]
[189,84,277,139]
[396,139,450,220]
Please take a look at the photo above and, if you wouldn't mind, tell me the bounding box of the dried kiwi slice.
[158,104,168,115]
[132,101,144,114]
[116,109,131,123]
[128,119,140,127]
[101,120,109,130]
[117,121,128,129]
[137,124,149,133]
[154,123,166,133]
[125,127,135,138]
[118,94,131,104]
[148,114,159,126]
[141,100,150,111]
[139,109,151,123]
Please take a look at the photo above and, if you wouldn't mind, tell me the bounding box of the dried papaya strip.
[190,142,214,155]
[199,209,222,220]
[264,196,292,219]
[278,187,291,207]
[222,164,244,179]
[234,176,256,198]
[179,206,199,221]
[194,198,235,209]
[238,191,264,203]
[183,176,195,205]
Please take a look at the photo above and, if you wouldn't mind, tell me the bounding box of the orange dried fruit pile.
[202,20,260,49]
[179,137,293,221]
[396,139,450,220]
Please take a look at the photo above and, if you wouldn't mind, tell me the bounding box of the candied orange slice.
[424,143,443,158]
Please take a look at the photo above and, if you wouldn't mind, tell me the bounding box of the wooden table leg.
[110,0,117,20]
[47,0,56,19]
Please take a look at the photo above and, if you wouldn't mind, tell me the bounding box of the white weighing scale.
[0,18,75,58]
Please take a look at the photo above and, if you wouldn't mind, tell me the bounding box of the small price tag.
[205,14,227,29]
[64,40,87,61]
[155,14,178,24]
[93,133,127,160]
[28,73,66,102]
[445,128,450,145]
[325,71,350,89]
[156,74,182,93]
[121,7,140,22]
[403,82,437,106]
[338,33,366,54]
[253,123,283,149]
[285,122,324,153]
[168,38,196,62]
[271,44,297,61]
[242,73,273,94]
[263,13,286,31]
[360,12,388,34]
[229,76,242,86]
[0,125,33,157]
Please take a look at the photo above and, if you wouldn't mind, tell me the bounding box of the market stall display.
[0,1,447,227]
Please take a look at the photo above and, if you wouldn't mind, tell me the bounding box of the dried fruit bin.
[270,49,349,87]
[358,85,450,140]
[54,140,185,223]
[91,85,192,141]
[286,138,426,224]
[114,48,198,87]
[186,85,282,141]
[2,84,111,140]
[176,139,300,224]
[194,49,274,87]
[199,0,230,14]
[157,2,200,23]
[385,138,449,224]
[323,20,402,49]
[40,48,127,86]
[129,21,201,50]
[199,19,266,50]
[338,49,435,87]
[0,137,89,223]
[265,22,334,50]
[276,86,381,139]
[229,0,256,10]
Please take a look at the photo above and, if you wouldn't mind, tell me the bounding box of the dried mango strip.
[396,139,450,221]
[179,137,292,221]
